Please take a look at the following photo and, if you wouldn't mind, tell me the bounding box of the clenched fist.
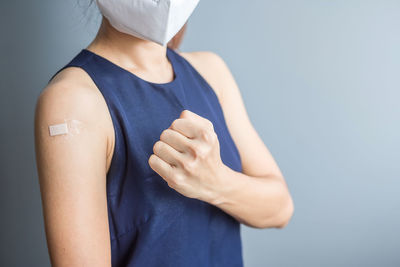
[148,109,226,203]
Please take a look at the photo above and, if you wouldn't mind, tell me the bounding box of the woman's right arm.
[34,68,113,266]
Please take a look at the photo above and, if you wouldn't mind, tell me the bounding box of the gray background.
[1,0,399,266]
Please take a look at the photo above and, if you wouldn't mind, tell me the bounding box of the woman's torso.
[49,47,244,267]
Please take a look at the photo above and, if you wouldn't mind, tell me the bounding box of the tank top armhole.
[49,60,122,190]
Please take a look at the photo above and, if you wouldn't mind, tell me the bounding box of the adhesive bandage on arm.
[48,119,84,138]
[49,123,68,136]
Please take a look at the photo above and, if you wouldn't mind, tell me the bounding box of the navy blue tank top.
[50,47,244,267]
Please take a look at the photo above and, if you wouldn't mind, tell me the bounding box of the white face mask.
[96,0,200,46]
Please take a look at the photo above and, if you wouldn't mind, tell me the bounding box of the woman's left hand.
[148,109,226,203]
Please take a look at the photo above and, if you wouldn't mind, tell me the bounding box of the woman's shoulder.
[178,50,234,102]
[44,66,98,97]
[36,67,107,126]
[35,66,115,163]
[40,64,110,109]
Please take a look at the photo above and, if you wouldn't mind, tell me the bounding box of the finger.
[160,128,191,153]
[169,118,198,139]
[172,110,214,139]
[153,140,185,167]
[148,153,174,181]
[171,117,215,142]
[180,109,214,130]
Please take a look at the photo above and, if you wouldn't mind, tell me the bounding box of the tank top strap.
[166,48,216,98]
[47,49,94,84]
[165,47,182,78]
[46,49,123,106]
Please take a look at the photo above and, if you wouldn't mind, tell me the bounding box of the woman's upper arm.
[181,51,284,180]
[34,69,112,266]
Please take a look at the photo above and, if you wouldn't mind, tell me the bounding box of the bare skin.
[35,16,293,267]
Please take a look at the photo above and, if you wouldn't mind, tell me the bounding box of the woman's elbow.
[258,190,294,229]
[275,194,294,229]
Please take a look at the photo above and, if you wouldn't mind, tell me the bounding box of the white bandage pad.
[48,119,84,138]
[49,123,69,136]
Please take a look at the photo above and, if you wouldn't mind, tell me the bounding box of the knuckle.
[200,129,215,143]
[175,156,185,168]
[209,131,218,143]
[206,119,214,130]
[182,159,196,174]
[170,172,184,186]
[188,142,201,157]
[160,129,170,141]
[153,140,163,153]
[194,146,207,159]
[166,166,174,179]
[199,128,208,140]
[148,154,156,166]
[171,119,180,130]
[181,109,191,117]
[166,177,176,188]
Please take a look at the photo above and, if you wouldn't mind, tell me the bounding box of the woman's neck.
[86,16,170,71]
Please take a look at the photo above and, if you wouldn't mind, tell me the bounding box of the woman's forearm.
[209,164,294,229]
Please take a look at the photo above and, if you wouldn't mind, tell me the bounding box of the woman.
[34,1,294,266]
